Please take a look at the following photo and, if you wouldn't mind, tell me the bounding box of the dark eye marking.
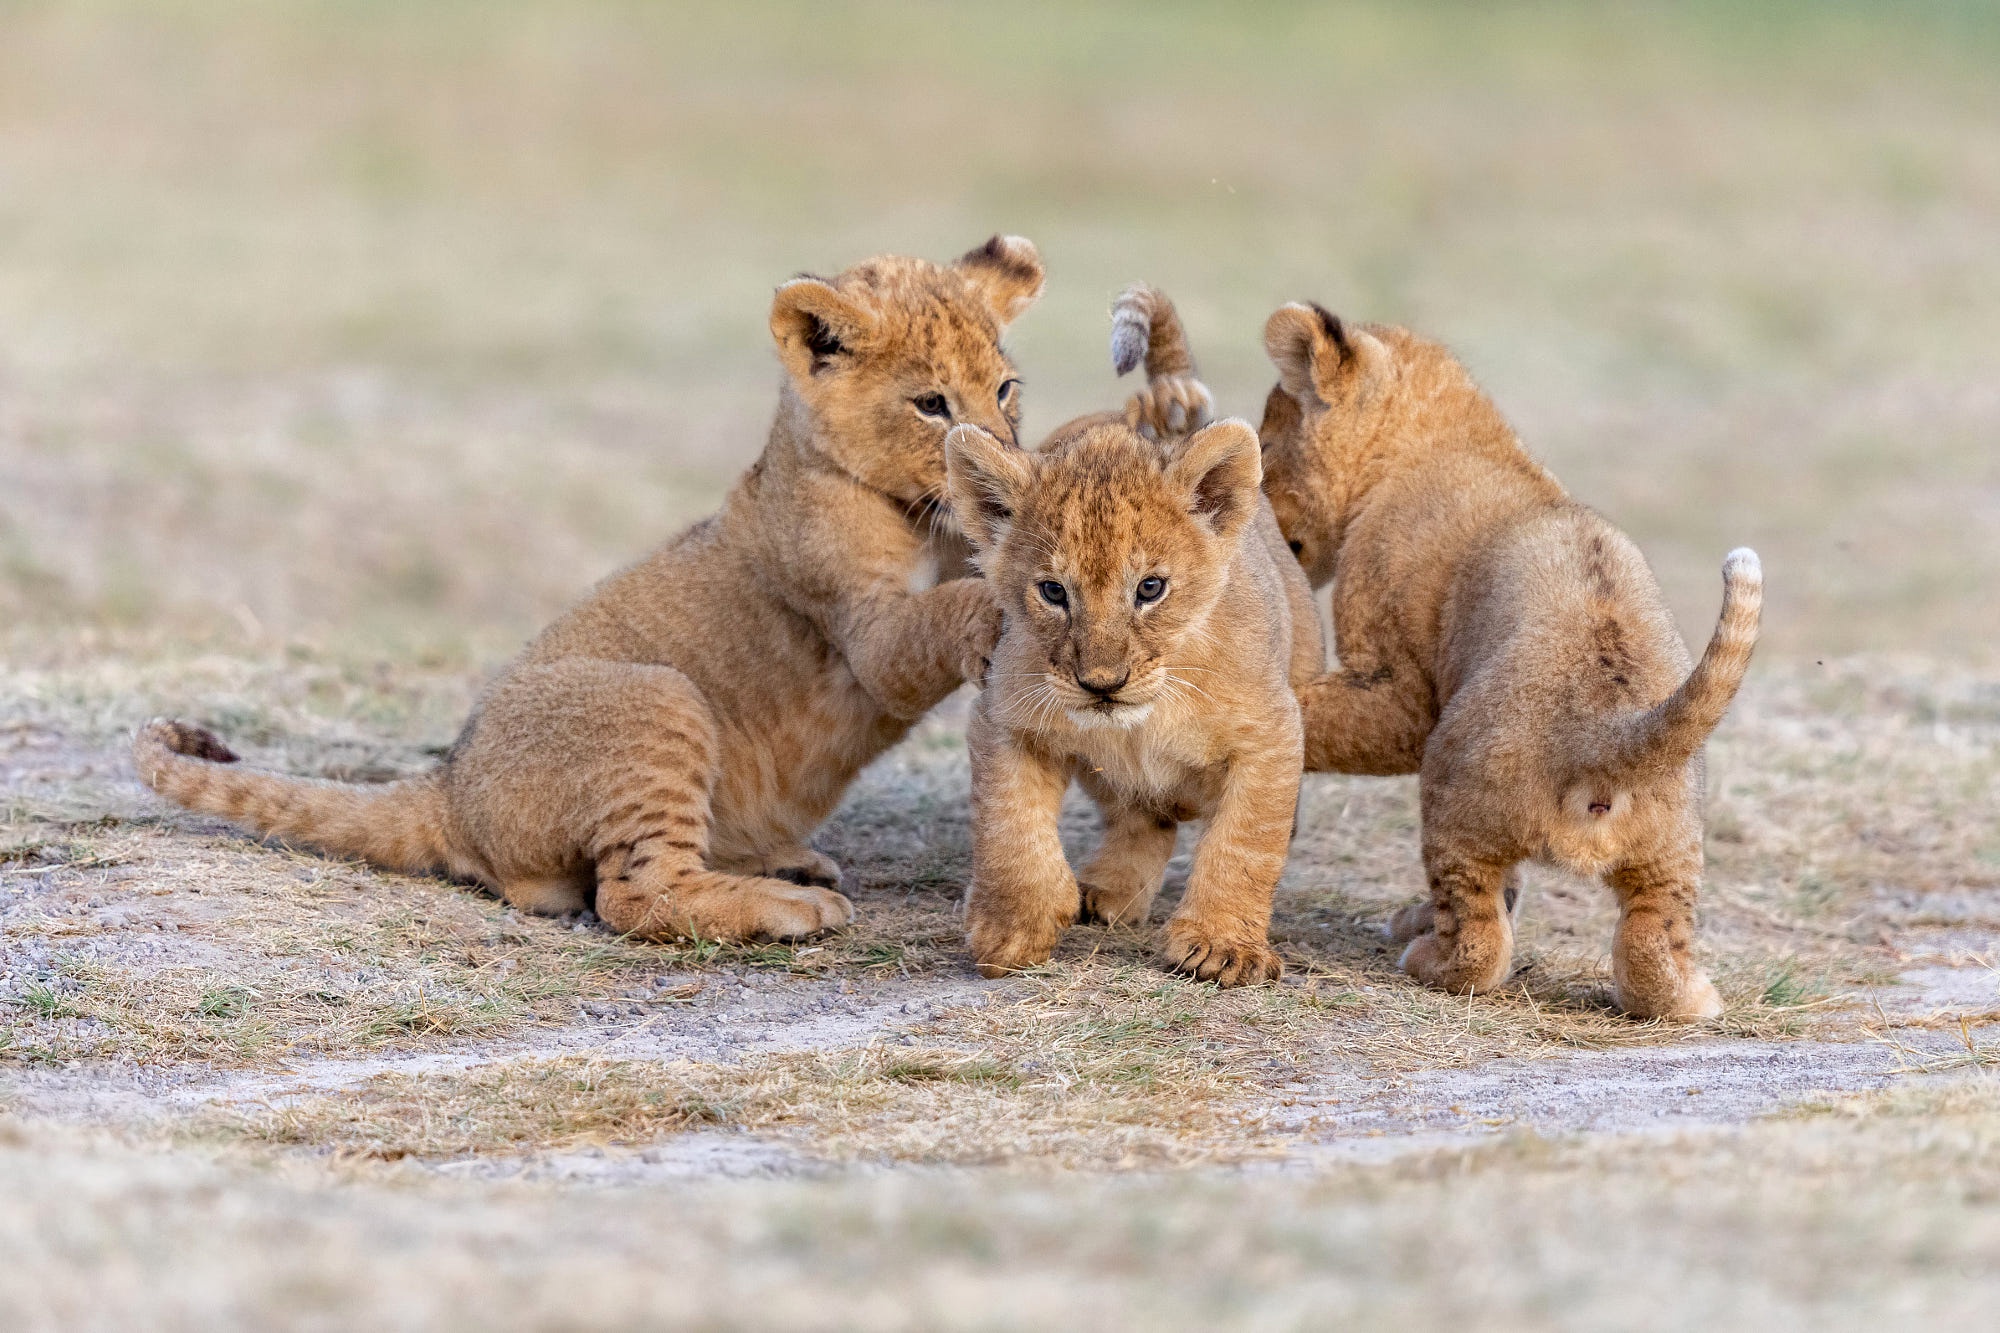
[1037,580,1068,608]
[1287,540,1304,557]
[913,392,951,420]
[1135,575,1167,605]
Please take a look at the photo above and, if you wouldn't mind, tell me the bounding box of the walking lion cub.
[1258,303,1761,1019]
[945,287,1322,986]
[135,238,1045,943]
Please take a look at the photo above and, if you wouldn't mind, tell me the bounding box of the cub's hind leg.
[1398,847,1517,995]
[459,660,851,943]
[1604,855,1721,1021]
[1385,866,1522,946]
[1076,785,1178,928]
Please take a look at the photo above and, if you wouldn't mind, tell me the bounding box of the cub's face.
[946,419,1262,732]
[1256,304,1406,587]
[769,236,1043,513]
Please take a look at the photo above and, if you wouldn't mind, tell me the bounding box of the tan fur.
[134,238,1047,943]
[943,289,1321,987]
[1258,302,1762,1019]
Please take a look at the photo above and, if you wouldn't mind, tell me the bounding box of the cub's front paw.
[967,892,1076,979]
[957,584,1005,688]
[1161,917,1283,987]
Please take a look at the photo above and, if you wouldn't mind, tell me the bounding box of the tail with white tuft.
[1575,548,1764,785]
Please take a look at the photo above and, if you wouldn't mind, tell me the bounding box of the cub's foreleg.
[840,578,1003,722]
[1397,842,1517,995]
[1162,741,1297,987]
[963,707,1078,977]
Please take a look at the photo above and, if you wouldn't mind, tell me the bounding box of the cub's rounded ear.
[944,422,1035,553]
[1257,381,1302,452]
[955,235,1046,327]
[770,278,878,381]
[1165,418,1262,543]
[1263,302,1350,406]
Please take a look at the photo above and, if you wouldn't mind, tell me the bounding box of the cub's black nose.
[1077,670,1130,699]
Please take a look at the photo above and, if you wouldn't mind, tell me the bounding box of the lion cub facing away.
[135,238,1045,944]
[944,288,1322,986]
[1258,303,1762,1019]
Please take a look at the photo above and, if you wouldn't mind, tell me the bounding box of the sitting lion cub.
[1258,302,1762,1019]
[134,238,1045,944]
[944,286,1322,986]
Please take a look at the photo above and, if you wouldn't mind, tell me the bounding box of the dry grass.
[209,964,1343,1166]
[9,1076,2000,1331]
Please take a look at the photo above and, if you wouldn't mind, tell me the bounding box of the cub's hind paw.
[1617,971,1723,1022]
[1161,918,1283,987]
[1079,878,1154,928]
[741,883,853,941]
[1383,900,1435,946]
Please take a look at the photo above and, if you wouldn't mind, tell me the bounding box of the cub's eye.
[1135,575,1167,605]
[1287,540,1304,557]
[1037,580,1068,608]
[997,378,1022,408]
[913,392,951,420]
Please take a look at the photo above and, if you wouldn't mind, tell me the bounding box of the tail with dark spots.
[1568,548,1764,794]
[133,718,457,876]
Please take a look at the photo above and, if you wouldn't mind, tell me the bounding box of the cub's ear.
[944,423,1035,554]
[770,278,878,381]
[955,235,1046,327]
[1165,419,1262,544]
[1263,301,1388,409]
[1256,381,1302,452]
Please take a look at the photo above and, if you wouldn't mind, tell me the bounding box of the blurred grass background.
[2,0,1996,662]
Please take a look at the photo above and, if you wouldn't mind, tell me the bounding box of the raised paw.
[1161,917,1283,987]
[1124,375,1214,441]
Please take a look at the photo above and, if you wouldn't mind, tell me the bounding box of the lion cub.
[135,238,1045,944]
[1258,303,1762,1019]
[943,287,1322,986]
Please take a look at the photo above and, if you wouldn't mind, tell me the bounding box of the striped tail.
[1110,283,1196,380]
[1577,548,1764,784]
[132,719,456,876]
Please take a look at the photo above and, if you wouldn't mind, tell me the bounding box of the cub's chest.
[1066,720,1223,811]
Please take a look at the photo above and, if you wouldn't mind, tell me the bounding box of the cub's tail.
[1572,548,1764,793]
[1110,283,1212,438]
[1110,282,1197,380]
[133,719,456,876]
